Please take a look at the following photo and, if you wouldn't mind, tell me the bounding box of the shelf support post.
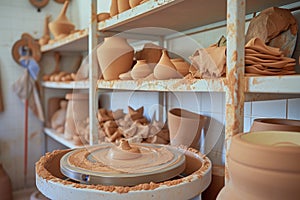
[225,0,245,181]
[89,0,98,145]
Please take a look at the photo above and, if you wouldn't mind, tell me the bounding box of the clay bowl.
[36,147,212,200]
[168,108,206,149]
[217,131,300,200]
[97,13,110,22]
[250,118,300,132]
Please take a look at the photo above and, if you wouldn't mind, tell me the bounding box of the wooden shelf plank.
[41,29,88,52]
[44,128,83,149]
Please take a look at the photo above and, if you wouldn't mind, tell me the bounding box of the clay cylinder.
[110,0,118,17]
[0,164,13,200]
[64,93,89,140]
[117,0,130,13]
[97,37,134,80]
[129,0,142,8]
[168,108,206,149]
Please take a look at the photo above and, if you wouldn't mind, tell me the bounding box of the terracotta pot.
[250,118,300,132]
[202,165,225,200]
[217,131,300,200]
[171,58,190,76]
[64,93,89,140]
[0,164,13,200]
[97,37,134,80]
[154,50,182,80]
[110,0,118,17]
[48,1,75,40]
[131,60,152,80]
[168,108,206,149]
[129,0,142,8]
[117,0,130,13]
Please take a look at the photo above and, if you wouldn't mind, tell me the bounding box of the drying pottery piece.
[128,106,144,121]
[50,100,67,133]
[245,37,282,56]
[154,50,182,80]
[189,44,226,78]
[39,15,51,46]
[97,37,134,80]
[135,43,163,68]
[64,93,89,141]
[171,58,190,76]
[117,0,130,13]
[0,164,13,200]
[110,0,118,17]
[245,7,298,57]
[202,165,225,200]
[97,13,110,22]
[36,146,211,199]
[129,0,142,8]
[131,60,152,79]
[119,71,133,80]
[48,1,75,40]
[168,108,207,149]
[217,131,300,200]
[46,97,63,127]
[250,118,300,132]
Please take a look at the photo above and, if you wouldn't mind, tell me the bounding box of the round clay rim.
[253,118,300,127]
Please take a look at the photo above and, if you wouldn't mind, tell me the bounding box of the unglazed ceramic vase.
[110,0,118,17]
[250,118,300,132]
[64,93,89,140]
[117,0,130,13]
[171,58,190,76]
[129,0,142,8]
[154,50,182,80]
[0,164,13,200]
[97,37,134,80]
[217,131,300,200]
[168,108,207,149]
[39,15,51,46]
[131,60,152,80]
[48,0,75,40]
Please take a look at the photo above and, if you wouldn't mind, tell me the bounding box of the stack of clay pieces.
[96,106,170,145]
[245,37,296,76]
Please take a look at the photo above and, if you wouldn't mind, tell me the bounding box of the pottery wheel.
[60,140,185,186]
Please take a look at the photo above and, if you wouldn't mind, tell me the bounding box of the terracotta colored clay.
[154,50,182,80]
[119,71,133,80]
[39,15,51,46]
[48,1,75,40]
[129,0,143,8]
[250,118,300,132]
[131,60,152,80]
[189,44,226,78]
[202,165,225,200]
[0,164,13,200]
[168,108,206,149]
[217,131,300,200]
[64,93,89,141]
[97,13,110,22]
[51,100,67,134]
[245,37,282,56]
[171,58,190,76]
[97,37,134,80]
[135,43,163,68]
[110,0,118,17]
[117,0,130,13]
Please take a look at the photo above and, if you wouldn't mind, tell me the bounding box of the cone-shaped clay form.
[131,60,152,80]
[39,15,51,45]
[154,50,182,80]
[118,0,130,13]
[129,0,143,8]
[49,1,75,40]
[110,0,118,17]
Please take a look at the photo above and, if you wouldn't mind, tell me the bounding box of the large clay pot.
[48,1,75,40]
[64,93,89,141]
[97,37,134,80]
[131,60,152,80]
[129,0,142,8]
[250,118,300,132]
[118,0,130,13]
[217,131,300,200]
[168,108,207,149]
[110,0,118,17]
[154,50,182,80]
[0,164,13,200]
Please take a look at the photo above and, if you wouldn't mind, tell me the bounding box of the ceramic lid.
[60,140,185,186]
